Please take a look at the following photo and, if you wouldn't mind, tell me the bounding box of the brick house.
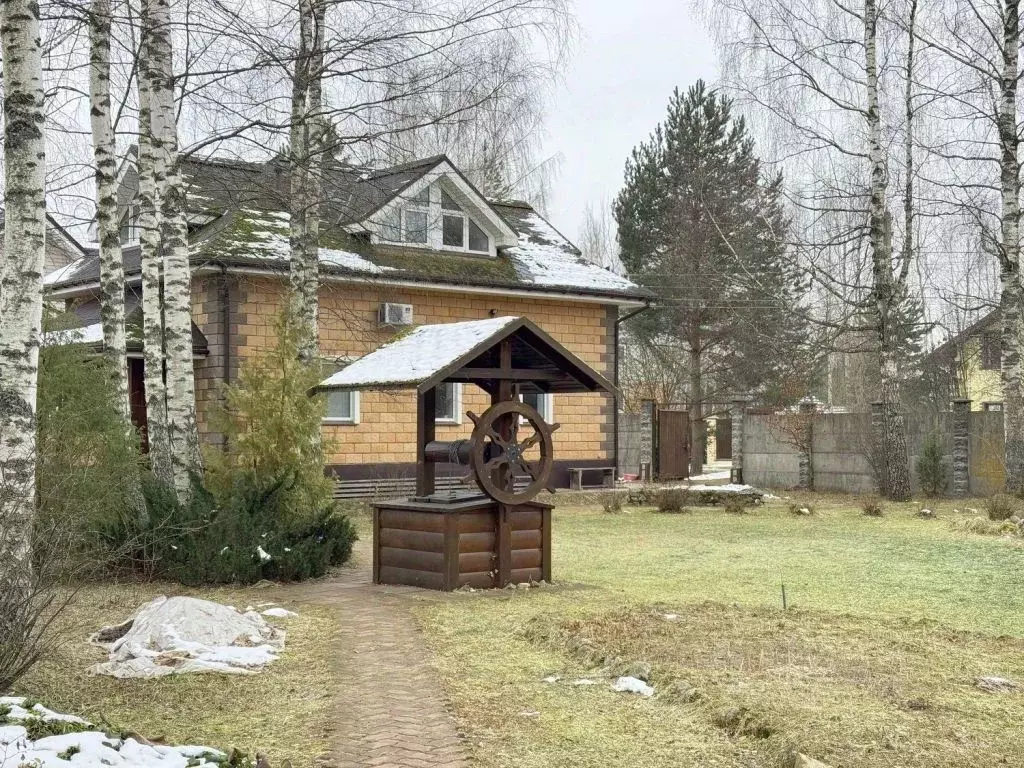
[45,153,647,493]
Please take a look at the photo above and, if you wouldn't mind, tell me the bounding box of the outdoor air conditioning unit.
[379,302,414,327]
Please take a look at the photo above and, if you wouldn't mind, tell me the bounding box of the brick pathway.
[276,542,470,768]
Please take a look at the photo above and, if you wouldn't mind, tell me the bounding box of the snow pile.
[611,676,655,697]
[664,483,759,493]
[0,697,225,768]
[89,596,286,679]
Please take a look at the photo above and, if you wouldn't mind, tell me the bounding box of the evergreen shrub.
[915,431,948,497]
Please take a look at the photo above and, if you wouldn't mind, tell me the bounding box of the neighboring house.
[925,310,1003,412]
[0,209,87,275]
[45,152,647,493]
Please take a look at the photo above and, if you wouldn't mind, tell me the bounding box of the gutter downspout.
[613,301,652,477]
[221,266,232,447]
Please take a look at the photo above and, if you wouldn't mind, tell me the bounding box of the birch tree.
[88,0,129,421]
[143,0,201,496]
[0,0,48,569]
[288,0,327,363]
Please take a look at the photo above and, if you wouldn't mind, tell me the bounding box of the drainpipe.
[613,301,651,477]
[221,267,232,447]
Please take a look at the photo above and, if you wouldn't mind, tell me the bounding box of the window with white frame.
[520,391,553,422]
[321,360,360,424]
[434,382,462,424]
[119,204,141,244]
[380,182,491,255]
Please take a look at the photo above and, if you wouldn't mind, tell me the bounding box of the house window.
[520,391,553,422]
[980,332,1001,370]
[324,390,359,424]
[119,204,140,244]
[321,359,360,424]
[435,382,462,424]
[983,402,1003,412]
[379,182,491,254]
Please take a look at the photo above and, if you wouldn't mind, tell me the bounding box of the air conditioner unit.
[378,302,414,326]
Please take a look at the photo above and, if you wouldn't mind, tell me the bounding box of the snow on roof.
[44,256,88,286]
[503,210,638,293]
[200,209,394,274]
[318,316,520,391]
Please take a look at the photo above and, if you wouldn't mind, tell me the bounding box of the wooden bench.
[567,466,616,490]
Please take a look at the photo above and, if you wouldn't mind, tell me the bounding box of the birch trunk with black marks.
[89,0,129,422]
[0,0,47,570]
[866,0,910,500]
[998,0,1024,493]
[288,0,326,362]
[143,0,201,498]
[136,18,172,486]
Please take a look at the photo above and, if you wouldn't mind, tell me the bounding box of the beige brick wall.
[194,275,616,467]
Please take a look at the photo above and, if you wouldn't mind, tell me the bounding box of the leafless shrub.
[862,499,885,517]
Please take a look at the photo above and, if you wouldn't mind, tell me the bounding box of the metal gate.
[657,409,690,480]
[715,417,733,461]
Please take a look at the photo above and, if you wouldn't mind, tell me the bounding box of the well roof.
[313,316,616,396]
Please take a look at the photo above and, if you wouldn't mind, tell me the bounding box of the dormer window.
[379,181,491,255]
[120,204,140,244]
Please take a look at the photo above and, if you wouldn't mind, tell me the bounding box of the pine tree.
[614,81,807,474]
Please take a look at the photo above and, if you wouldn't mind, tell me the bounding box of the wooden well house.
[314,316,616,590]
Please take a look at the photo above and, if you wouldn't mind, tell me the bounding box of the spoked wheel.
[467,400,560,505]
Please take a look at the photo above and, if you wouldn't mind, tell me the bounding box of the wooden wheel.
[467,400,560,505]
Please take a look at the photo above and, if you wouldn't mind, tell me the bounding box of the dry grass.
[13,582,339,766]
[415,498,1024,768]
[533,604,1024,767]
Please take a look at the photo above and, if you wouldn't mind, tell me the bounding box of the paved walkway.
[275,542,470,768]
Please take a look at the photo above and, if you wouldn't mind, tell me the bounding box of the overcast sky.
[544,1,717,245]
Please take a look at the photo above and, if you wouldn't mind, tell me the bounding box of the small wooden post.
[444,512,460,590]
[372,505,381,584]
[540,506,552,582]
[416,387,437,497]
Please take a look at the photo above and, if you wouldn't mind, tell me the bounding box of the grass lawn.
[13,582,340,765]
[414,497,1024,768]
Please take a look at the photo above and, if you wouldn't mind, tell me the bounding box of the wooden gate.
[657,409,690,480]
[715,417,733,461]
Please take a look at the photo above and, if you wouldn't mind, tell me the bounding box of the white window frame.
[434,382,463,425]
[377,178,494,257]
[323,390,360,425]
[519,391,553,423]
[120,204,141,244]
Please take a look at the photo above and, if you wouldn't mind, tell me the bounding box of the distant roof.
[926,308,999,361]
[45,153,644,303]
[313,316,616,396]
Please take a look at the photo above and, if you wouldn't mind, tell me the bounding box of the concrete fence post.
[731,394,750,484]
[952,399,971,497]
[798,398,818,490]
[639,399,655,482]
[870,401,887,495]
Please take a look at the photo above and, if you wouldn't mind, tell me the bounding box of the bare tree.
[578,199,625,275]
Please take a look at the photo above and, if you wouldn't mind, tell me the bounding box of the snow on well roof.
[317,316,521,391]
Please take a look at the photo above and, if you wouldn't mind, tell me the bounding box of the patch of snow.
[611,676,654,697]
[688,470,731,482]
[572,679,597,686]
[88,596,285,678]
[320,247,395,274]
[256,545,272,563]
[662,613,679,621]
[317,316,520,390]
[0,701,225,768]
[43,257,88,287]
[662,483,759,493]
[506,212,638,294]
[262,607,298,619]
[542,675,560,684]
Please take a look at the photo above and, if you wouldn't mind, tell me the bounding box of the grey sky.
[544,1,717,246]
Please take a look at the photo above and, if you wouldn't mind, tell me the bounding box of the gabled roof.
[927,309,999,361]
[0,209,88,258]
[45,300,209,356]
[313,316,616,396]
[45,153,645,303]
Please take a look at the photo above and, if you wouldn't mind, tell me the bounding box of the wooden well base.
[372,495,552,591]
